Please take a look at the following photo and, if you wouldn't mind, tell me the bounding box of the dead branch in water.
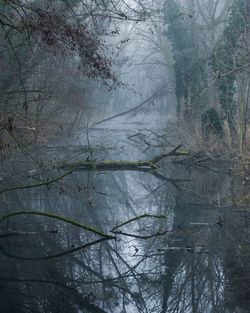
[0,146,189,195]
[58,145,189,171]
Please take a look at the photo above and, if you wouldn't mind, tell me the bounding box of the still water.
[1,110,249,313]
[1,18,249,313]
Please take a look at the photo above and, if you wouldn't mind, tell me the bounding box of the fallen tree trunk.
[0,146,190,195]
[58,145,189,171]
[59,160,157,171]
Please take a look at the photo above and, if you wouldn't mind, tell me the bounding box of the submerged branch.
[112,213,167,231]
[0,238,113,261]
[0,213,169,260]
[111,230,169,239]
[0,211,114,239]
[0,167,76,195]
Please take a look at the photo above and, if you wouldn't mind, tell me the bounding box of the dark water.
[1,18,249,313]
[1,115,250,313]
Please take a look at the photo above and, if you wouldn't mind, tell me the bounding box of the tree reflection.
[1,155,249,313]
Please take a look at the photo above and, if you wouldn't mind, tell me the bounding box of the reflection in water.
[1,150,250,312]
[1,7,249,313]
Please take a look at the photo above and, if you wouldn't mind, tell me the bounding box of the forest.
[0,0,250,312]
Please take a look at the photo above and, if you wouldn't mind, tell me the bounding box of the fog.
[0,1,250,312]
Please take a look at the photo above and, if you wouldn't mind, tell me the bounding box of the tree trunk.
[57,145,189,172]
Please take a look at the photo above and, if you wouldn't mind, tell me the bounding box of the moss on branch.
[58,145,189,171]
